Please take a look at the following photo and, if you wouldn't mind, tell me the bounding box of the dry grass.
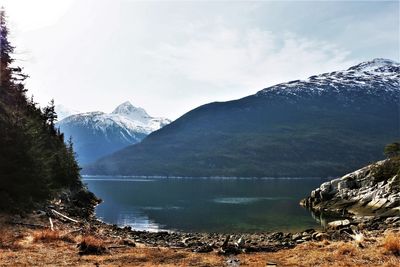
[335,242,357,257]
[240,238,399,267]
[0,228,21,249]
[78,235,106,255]
[79,247,224,267]
[383,231,400,256]
[33,229,75,243]
[33,229,61,242]
[1,236,399,267]
[1,214,399,267]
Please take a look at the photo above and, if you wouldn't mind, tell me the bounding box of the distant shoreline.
[82,175,332,180]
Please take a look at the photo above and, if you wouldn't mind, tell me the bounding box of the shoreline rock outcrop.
[301,159,400,225]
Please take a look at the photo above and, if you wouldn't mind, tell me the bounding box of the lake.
[84,176,329,233]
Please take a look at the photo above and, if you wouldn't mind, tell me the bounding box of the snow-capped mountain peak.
[59,102,170,136]
[348,58,400,74]
[257,58,399,98]
[111,101,150,122]
[56,102,171,164]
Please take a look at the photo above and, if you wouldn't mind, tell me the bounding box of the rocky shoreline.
[8,158,398,256]
[301,160,399,215]
[301,159,399,226]
[92,161,398,254]
[11,205,398,257]
[88,213,400,254]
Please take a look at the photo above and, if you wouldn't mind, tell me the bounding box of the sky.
[1,0,399,119]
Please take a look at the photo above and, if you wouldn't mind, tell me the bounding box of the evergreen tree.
[384,142,400,158]
[43,99,57,130]
[0,8,83,211]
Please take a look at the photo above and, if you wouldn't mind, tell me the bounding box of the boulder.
[291,233,302,241]
[312,232,329,241]
[328,219,351,229]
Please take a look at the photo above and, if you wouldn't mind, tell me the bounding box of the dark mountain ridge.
[84,58,399,177]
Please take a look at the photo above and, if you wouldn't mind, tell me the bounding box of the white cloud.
[7,1,384,120]
[146,24,355,96]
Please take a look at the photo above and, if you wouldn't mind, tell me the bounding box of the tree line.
[0,9,82,211]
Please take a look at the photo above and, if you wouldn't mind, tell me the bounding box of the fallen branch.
[49,217,54,231]
[51,209,79,224]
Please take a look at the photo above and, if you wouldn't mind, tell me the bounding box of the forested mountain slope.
[85,59,400,177]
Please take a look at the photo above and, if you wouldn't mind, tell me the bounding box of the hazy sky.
[2,0,399,119]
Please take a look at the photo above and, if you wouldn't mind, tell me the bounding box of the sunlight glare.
[0,0,73,31]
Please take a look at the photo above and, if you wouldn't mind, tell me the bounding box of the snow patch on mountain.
[257,58,400,98]
[112,101,151,123]
[58,102,170,139]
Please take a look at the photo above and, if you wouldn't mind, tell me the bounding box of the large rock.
[301,159,400,222]
[328,219,351,229]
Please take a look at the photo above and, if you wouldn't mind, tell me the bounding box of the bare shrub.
[383,232,400,256]
[78,235,106,255]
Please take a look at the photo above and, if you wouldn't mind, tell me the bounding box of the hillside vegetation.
[0,10,87,211]
[85,59,399,178]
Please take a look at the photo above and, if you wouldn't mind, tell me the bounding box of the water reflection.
[85,177,328,233]
[213,197,293,204]
[96,202,167,232]
[306,208,349,229]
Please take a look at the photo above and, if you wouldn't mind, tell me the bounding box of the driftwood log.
[50,209,79,223]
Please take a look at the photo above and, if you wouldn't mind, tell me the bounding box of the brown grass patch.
[383,232,400,256]
[32,229,75,243]
[143,248,187,264]
[0,228,21,249]
[33,229,61,242]
[335,242,357,257]
[82,247,223,267]
[78,235,106,255]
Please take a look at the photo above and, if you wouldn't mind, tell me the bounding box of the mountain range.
[84,58,400,177]
[57,102,170,164]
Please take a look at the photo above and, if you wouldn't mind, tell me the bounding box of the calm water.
[84,177,328,233]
